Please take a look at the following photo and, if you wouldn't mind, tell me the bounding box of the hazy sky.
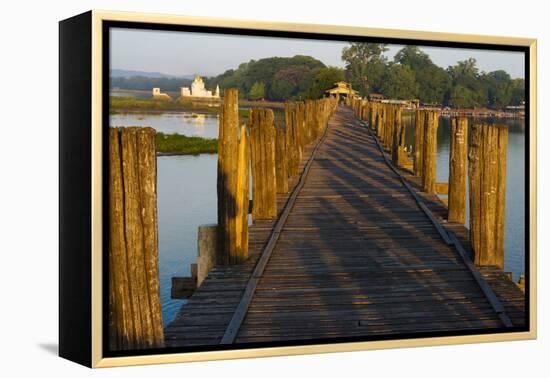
[110,28,525,78]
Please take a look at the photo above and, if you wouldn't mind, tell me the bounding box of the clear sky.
[110,27,525,78]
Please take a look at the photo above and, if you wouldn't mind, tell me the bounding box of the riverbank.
[111,94,286,113]
[111,96,220,114]
[156,132,217,155]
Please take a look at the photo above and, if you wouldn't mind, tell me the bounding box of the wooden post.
[385,105,394,150]
[391,106,406,167]
[422,111,438,194]
[197,224,218,286]
[375,111,382,138]
[294,102,304,162]
[469,123,508,268]
[448,117,468,223]
[284,102,296,177]
[372,103,378,130]
[234,124,250,263]
[306,100,315,144]
[249,108,277,220]
[108,127,164,351]
[275,124,289,193]
[469,124,482,264]
[217,88,240,264]
[413,110,425,177]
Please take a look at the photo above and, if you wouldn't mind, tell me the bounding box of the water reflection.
[110,112,219,138]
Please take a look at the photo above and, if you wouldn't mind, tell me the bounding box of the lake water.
[157,155,218,325]
[110,110,526,326]
[111,112,219,138]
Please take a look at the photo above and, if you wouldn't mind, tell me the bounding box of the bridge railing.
[189,91,338,271]
[349,97,509,271]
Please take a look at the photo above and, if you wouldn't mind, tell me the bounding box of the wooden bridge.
[164,104,525,347]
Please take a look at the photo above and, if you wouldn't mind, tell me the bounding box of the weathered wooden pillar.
[469,123,508,268]
[391,106,407,167]
[249,108,277,220]
[375,111,382,138]
[235,124,250,263]
[108,127,164,351]
[369,102,378,129]
[217,88,248,264]
[448,117,468,223]
[413,110,425,177]
[275,124,289,193]
[385,105,394,150]
[422,111,439,194]
[284,102,297,177]
[295,101,305,160]
[389,105,396,151]
[197,224,218,286]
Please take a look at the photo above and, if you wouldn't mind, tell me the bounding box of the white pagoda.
[180,75,220,98]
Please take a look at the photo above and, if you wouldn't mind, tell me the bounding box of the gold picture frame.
[59,9,537,368]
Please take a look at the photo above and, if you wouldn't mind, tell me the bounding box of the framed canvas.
[59,10,537,368]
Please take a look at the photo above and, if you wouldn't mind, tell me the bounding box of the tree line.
[204,55,345,101]
[342,43,525,109]
[112,44,524,109]
[111,76,193,92]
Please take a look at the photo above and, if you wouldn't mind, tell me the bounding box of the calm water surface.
[111,112,219,138]
[111,111,526,325]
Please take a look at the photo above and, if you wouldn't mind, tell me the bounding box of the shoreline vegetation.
[110,95,286,119]
[156,132,217,155]
[111,94,522,119]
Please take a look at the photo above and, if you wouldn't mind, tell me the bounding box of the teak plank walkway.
[165,106,525,347]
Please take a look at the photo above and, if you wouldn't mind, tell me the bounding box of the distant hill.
[111,69,195,80]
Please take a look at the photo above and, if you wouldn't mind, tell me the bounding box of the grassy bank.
[110,96,220,114]
[111,95,287,115]
[156,132,218,155]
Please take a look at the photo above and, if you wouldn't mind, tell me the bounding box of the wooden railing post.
[275,124,289,193]
[108,127,164,351]
[370,103,377,129]
[391,106,407,167]
[284,102,298,177]
[413,109,425,177]
[295,101,305,162]
[469,123,508,268]
[217,89,249,264]
[249,108,277,220]
[422,111,439,194]
[197,224,218,286]
[235,124,250,263]
[448,117,468,223]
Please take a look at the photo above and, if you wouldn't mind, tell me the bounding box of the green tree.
[341,43,388,95]
[394,46,450,104]
[447,58,486,107]
[304,67,345,99]
[208,55,326,100]
[483,70,513,108]
[270,65,311,100]
[380,64,418,99]
[510,78,525,106]
[449,85,478,108]
[248,81,265,100]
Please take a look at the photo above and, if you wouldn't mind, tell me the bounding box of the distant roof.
[368,93,385,99]
[325,81,358,95]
